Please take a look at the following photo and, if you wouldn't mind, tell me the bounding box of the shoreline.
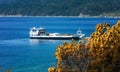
[0,15,120,18]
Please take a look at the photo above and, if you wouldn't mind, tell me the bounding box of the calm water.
[0,17,119,72]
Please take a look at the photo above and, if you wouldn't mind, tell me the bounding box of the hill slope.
[0,0,120,16]
[0,0,16,4]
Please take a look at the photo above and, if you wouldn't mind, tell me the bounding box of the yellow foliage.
[6,69,11,72]
[48,20,120,72]
[48,67,56,72]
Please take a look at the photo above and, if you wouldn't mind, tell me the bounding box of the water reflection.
[29,39,66,46]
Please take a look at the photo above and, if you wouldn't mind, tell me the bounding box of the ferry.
[29,27,85,40]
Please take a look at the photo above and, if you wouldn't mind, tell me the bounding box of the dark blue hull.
[30,37,80,40]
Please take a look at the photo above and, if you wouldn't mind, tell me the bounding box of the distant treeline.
[0,0,120,16]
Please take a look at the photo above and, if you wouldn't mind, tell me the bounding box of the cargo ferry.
[29,27,85,40]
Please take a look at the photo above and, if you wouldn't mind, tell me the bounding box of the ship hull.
[30,36,80,40]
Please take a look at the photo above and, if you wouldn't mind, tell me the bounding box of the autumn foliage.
[48,21,120,72]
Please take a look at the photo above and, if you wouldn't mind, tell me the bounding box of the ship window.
[32,29,37,32]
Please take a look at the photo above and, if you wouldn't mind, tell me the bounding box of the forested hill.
[0,0,120,16]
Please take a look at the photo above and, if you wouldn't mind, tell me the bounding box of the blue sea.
[0,17,119,72]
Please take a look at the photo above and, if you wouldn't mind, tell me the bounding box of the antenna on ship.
[78,26,80,30]
[76,27,85,37]
[76,27,81,36]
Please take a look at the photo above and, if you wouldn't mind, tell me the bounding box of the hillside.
[0,0,120,16]
[0,0,15,4]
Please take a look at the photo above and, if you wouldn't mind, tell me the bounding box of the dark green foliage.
[0,0,120,16]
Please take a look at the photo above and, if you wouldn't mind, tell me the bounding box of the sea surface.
[0,17,119,72]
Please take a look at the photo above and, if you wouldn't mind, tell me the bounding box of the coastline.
[0,15,120,18]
